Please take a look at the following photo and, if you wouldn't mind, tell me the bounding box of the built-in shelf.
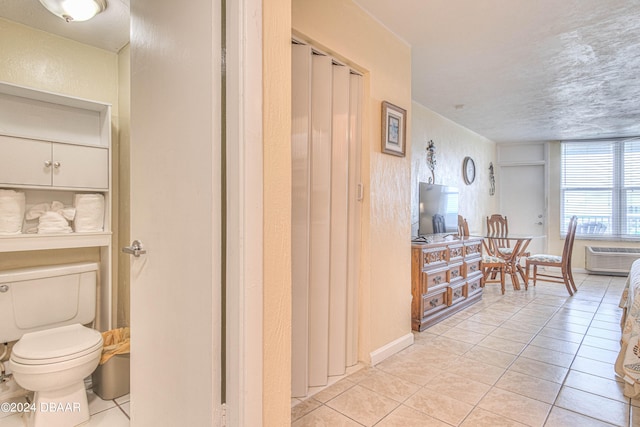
[0,232,112,252]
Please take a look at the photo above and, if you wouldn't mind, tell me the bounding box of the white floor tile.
[85,407,129,427]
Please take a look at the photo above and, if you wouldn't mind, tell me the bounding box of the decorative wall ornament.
[381,101,406,157]
[426,139,436,183]
[462,156,476,185]
[489,162,495,196]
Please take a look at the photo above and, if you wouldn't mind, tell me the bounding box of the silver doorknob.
[44,160,52,167]
[53,161,61,168]
[122,240,147,257]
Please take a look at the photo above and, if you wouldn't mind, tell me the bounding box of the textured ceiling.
[2,1,639,143]
[355,0,640,143]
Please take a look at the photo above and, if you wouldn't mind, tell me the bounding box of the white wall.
[411,101,497,235]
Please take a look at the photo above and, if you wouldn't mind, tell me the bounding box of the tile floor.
[0,273,636,426]
[292,272,639,426]
[0,389,129,426]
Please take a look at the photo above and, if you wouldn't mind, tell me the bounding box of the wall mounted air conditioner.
[585,246,640,275]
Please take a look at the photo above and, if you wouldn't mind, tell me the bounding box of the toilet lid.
[11,324,103,365]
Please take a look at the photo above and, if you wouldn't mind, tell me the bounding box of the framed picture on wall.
[381,101,406,157]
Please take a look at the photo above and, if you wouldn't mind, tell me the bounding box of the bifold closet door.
[291,43,362,397]
[328,63,350,377]
[290,43,311,397]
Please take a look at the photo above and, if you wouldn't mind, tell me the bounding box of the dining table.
[481,233,537,290]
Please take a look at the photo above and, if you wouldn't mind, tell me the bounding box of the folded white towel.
[25,201,76,234]
[74,194,105,232]
[37,211,73,234]
[0,189,25,235]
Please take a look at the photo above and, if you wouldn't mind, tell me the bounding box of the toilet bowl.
[0,263,103,427]
[9,324,103,427]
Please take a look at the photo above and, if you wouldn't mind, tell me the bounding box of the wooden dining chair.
[457,214,469,237]
[525,215,578,295]
[482,250,507,294]
[487,213,530,283]
[486,214,509,247]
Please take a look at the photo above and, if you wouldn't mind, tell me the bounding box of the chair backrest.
[486,214,509,248]
[457,215,469,237]
[562,215,579,268]
[432,214,446,233]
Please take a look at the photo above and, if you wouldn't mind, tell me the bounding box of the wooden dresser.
[411,236,483,331]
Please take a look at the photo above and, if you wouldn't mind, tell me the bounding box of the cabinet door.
[52,144,109,189]
[0,135,52,186]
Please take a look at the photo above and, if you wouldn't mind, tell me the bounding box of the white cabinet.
[0,81,112,239]
[0,136,109,189]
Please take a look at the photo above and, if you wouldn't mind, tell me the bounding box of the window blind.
[561,139,640,239]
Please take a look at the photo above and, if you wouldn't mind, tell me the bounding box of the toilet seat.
[11,324,103,365]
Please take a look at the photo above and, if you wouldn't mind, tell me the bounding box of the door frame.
[225,0,264,424]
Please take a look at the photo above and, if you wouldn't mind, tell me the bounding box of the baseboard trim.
[369,332,414,366]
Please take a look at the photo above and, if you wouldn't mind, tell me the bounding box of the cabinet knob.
[44,160,52,167]
[53,161,61,168]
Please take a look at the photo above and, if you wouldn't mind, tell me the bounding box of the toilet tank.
[0,263,99,343]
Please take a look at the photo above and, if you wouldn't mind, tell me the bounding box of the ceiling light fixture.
[39,0,107,22]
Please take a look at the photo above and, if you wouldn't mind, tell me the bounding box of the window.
[561,139,640,239]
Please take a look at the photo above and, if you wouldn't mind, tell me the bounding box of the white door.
[129,1,222,425]
[499,164,546,255]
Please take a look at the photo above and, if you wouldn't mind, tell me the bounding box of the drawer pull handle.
[433,276,442,285]
[429,298,439,307]
[454,290,462,298]
[470,265,477,272]
[451,271,459,278]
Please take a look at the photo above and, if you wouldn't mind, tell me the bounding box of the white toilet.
[0,263,104,427]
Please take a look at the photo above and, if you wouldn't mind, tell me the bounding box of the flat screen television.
[418,183,459,235]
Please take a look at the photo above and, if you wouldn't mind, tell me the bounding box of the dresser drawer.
[448,262,464,283]
[422,266,449,292]
[448,243,464,263]
[423,285,448,317]
[467,275,483,297]
[464,241,482,258]
[447,281,467,306]
[422,246,448,269]
[465,258,481,277]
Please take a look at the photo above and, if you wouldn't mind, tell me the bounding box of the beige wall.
[293,0,413,357]
[0,18,118,110]
[411,101,497,234]
[117,44,131,327]
[264,0,292,425]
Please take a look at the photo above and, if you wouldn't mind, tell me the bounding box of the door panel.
[328,63,349,377]
[308,53,332,387]
[499,164,546,255]
[129,0,222,425]
[291,43,311,397]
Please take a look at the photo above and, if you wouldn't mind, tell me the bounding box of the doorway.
[498,163,547,255]
[291,41,363,398]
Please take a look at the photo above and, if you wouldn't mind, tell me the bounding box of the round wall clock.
[463,156,476,185]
